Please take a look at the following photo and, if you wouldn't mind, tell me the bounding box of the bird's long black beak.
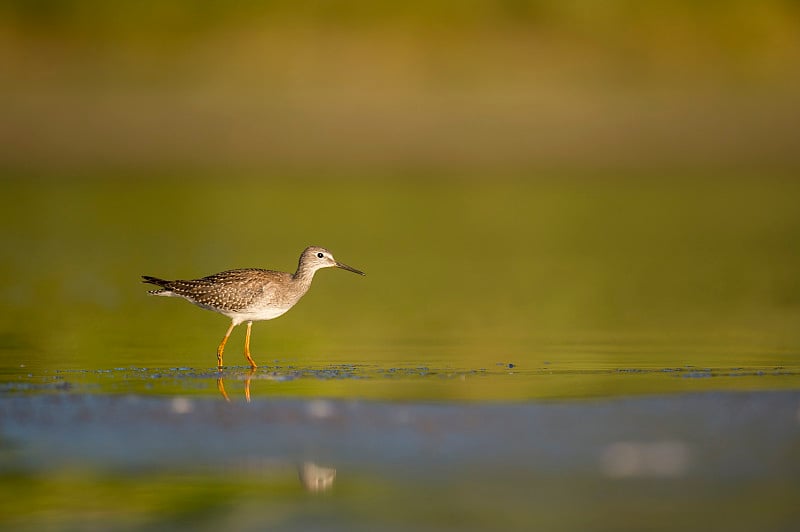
[336,261,365,276]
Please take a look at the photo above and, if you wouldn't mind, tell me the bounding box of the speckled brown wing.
[166,269,288,312]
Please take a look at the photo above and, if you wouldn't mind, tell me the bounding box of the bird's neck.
[292,264,318,289]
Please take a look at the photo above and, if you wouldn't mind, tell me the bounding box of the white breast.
[224,305,293,325]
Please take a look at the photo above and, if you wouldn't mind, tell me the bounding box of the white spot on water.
[601,440,690,478]
[307,399,335,419]
[170,397,194,415]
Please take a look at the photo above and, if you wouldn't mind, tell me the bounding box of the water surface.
[1,174,799,530]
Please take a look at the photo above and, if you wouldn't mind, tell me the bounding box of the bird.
[142,246,364,369]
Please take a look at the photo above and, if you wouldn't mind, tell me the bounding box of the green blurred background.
[1,0,799,173]
[1,1,799,397]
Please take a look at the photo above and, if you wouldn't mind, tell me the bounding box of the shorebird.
[142,246,364,369]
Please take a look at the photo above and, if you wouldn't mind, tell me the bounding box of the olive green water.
[2,173,800,530]
[2,174,799,397]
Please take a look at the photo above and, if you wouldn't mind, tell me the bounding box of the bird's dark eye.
[317,252,324,258]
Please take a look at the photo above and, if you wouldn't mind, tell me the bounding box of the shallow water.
[3,363,800,402]
[1,174,800,529]
[2,391,800,531]
[3,176,800,365]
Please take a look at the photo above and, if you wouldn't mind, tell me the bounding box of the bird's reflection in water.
[214,456,337,493]
[298,461,337,492]
[216,368,256,403]
[214,370,337,493]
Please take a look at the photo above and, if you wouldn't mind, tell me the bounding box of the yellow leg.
[244,367,256,403]
[217,322,236,369]
[244,321,258,369]
[216,375,230,402]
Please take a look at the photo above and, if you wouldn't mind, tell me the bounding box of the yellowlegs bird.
[142,246,364,369]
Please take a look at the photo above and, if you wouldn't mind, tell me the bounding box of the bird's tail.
[142,275,173,295]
